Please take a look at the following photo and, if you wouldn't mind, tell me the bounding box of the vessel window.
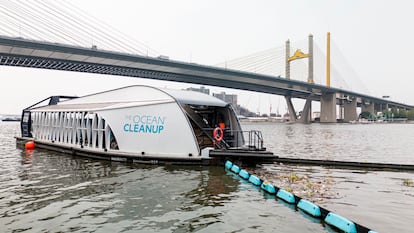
[109,127,119,150]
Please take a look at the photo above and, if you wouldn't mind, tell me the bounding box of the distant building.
[186,86,210,95]
[186,88,242,114]
[213,91,238,112]
[238,106,257,117]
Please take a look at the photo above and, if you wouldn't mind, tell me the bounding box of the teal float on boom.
[324,212,357,233]
[248,175,262,186]
[276,189,296,204]
[239,169,250,179]
[297,199,321,217]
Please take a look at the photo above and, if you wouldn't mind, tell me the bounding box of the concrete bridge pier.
[361,102,375,115]
[320,93,336,123]
[338,99,344,120]
[375,103,388,114]
[375,103,383,114]
[285,95,313,123]
[285,96,297,122]
[343,99,358,122]
[298,96,312,123]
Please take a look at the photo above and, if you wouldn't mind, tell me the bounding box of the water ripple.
[2,122,413,232]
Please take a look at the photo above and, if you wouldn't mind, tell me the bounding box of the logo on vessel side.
[123,115,165,134]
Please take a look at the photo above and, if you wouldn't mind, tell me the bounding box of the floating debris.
[402,178,414,187]
[247,167,341,204]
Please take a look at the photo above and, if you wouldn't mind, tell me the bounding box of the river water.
[0,121,413,232]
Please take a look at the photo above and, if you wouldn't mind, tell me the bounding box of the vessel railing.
[199,128,265,151]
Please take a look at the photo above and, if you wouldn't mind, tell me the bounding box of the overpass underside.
[285,93,402,123]
[0,36,412,123]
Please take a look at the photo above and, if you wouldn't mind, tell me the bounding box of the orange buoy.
[25,141,35,150]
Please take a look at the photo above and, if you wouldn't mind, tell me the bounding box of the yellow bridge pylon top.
[288,49,309,62]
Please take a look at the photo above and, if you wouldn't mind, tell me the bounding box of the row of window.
[31,111,118,150]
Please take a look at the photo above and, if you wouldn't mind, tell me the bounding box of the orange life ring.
[213,127,224,142]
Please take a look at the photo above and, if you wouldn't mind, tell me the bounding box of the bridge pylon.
[284,34,314,123]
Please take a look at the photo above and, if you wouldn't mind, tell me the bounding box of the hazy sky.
[1,0,414,115]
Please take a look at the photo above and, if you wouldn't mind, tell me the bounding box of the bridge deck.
[0,36,412,109]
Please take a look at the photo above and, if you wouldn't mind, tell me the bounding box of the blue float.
[225,160,233,170]
[276,189,295,204]
[224,160,373,233]
[239,169,250,179]
[248,175,262,186]
[260,182,276,194]
[297,199,321,218]
[230,164,240,174]
[324,212,357,233]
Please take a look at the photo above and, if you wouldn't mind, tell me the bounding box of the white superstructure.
[20,85,251,162]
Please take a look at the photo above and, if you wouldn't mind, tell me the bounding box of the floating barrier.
[225,160,233,170]
[274,157,414,171]
[325,212,357,233]
[224,160,377,233]
[248,174,262,186]
[230,164,240,174]
[239,169,250,179]
[260,182,276,194]
[297,199,321,218]
[276,189,296,204]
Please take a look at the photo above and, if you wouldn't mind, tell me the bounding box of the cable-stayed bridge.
[0,0,412,123]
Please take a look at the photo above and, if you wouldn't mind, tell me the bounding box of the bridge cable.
[0,0,159,56]
[0,0,87,46]
[57,0,160,56]
[32,0,142,54]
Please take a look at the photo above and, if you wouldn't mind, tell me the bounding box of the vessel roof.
[31,85,227,112]
[162,88,227,107]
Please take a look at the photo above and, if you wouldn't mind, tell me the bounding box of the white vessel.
[17,85,274,164]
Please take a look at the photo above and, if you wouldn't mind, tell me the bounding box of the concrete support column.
[338,105,344,121]
[361,103,375,115]
[285,96,297,122]
[286,40,290,79]
[308,34,314,84]
[298,97,312,124]
[338,94,344,121]
[344,100,358,122]
[320,93,336,123]
[374,103,382,114]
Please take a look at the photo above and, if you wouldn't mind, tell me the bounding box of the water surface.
[1,122,414,232]
[243,122,414,232]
